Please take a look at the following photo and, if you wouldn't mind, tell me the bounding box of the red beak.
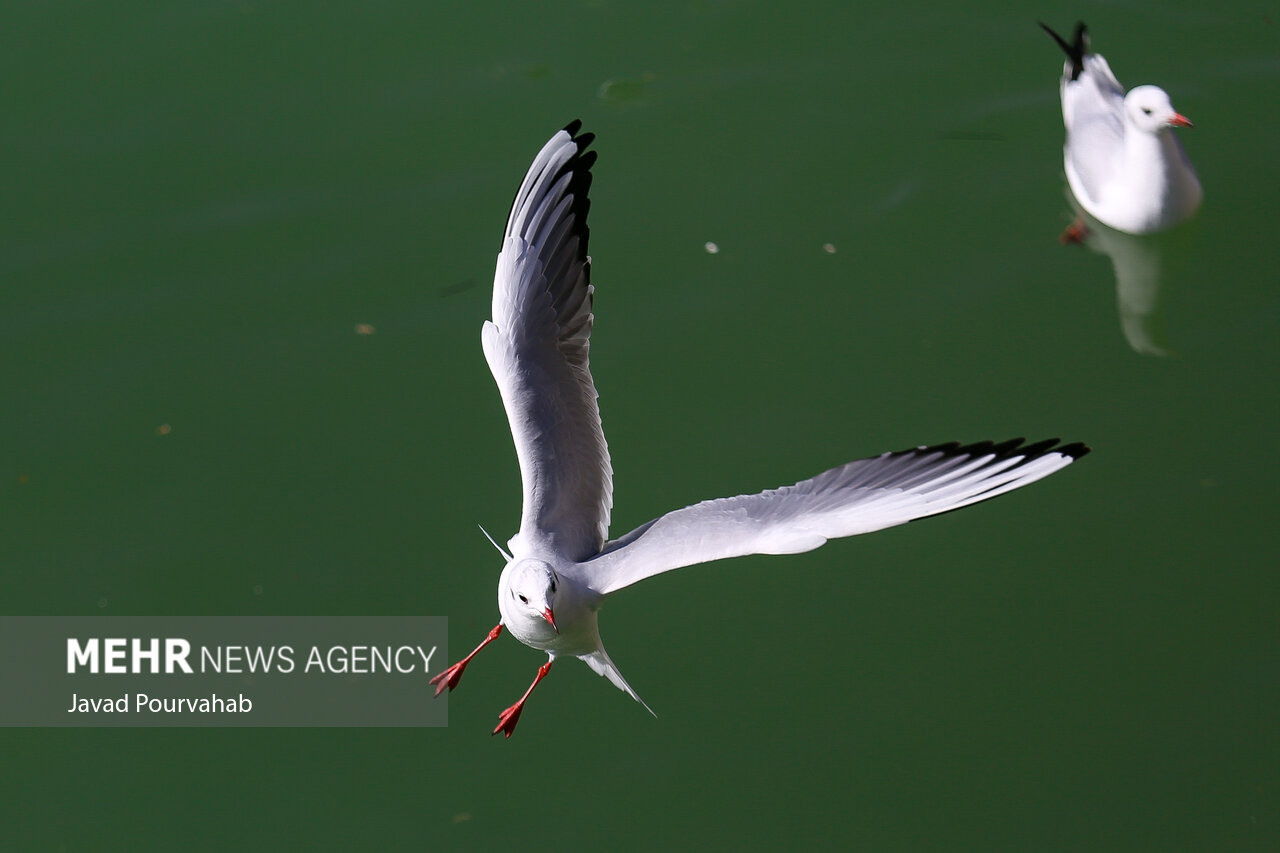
[1169,113,1194,128]
[543,607,558,633]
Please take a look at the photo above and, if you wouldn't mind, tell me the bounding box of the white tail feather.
[583,649,656,717]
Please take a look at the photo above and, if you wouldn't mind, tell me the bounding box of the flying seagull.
[1041,21,1202,236]
[431,121,1089,737]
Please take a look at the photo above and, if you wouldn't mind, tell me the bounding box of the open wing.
[582,438,1088,595]
[482,122,612,561]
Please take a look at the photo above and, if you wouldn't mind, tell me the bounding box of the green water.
[4,1,1277,850]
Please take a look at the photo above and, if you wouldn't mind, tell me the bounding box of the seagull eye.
[1141,107,1152,116]
[518,594,528,604]
[549,580,557,593]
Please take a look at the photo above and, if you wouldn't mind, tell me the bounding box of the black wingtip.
[1055,441,1092,460]
[545,122,596,282]
[498,122,598,274]
[1040,20,1088,81]
[562,120,595,151]
[559,121,596,161]
[916,437,1090,464]
[883,436,1089,531]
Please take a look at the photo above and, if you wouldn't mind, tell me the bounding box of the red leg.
[1059,217,1088,245]
[492,659,553,739]
[429,623,503,697]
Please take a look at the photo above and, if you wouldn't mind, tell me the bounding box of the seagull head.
[501,559,560,634]
[1125,85,1194,133]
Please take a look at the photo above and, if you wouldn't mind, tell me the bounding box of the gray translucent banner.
[0,616,448,727]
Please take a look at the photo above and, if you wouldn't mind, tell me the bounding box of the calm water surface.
[4,1,1277,850]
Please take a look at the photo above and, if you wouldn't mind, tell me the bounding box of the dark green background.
[4,1,1277,850]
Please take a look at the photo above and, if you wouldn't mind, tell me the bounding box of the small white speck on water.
[704,241,719,254]
[822,243,837,254]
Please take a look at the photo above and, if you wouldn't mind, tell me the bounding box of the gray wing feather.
[483,123,611,561]
[1062,54,1126,204]
[584,439,1087,595]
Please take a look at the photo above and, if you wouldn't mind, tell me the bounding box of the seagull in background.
[431,121,1089,737]
[1041,21,1202,237]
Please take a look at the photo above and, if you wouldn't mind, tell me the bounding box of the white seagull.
[431,121,1090,737]
[1041,21,1202,236]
